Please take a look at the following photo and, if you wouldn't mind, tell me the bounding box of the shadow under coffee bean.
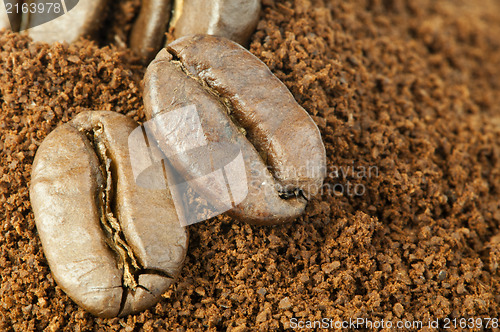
[29,111,188,318]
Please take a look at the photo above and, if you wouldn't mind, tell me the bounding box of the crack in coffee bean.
[83,124,141,291]
[30,111,188,318]
[170,56,250,139]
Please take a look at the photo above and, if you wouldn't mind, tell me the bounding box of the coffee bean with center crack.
[29,111,188,318]
[143,35,326,225]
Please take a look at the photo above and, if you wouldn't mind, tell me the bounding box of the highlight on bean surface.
[30,111,188,318]
[143,35,327,225]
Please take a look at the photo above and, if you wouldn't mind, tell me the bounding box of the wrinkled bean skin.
[130,0,172,63]
[4,0,260,60]
[30,111,188,317]
[23,0,109,43]
[170,0,260,47]
[143,35,326,225]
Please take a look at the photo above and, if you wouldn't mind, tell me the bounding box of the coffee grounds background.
[0,0,499,330]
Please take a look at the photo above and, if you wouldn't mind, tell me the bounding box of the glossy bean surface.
[30,111,188,317]
[143,35,326,225]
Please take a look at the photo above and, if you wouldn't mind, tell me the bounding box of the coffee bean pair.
[30,35,327,317]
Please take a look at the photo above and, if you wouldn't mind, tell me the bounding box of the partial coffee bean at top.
[2,0,261,65]
[22,0,109,43]
[130,0,173,63]
[131,0,261,63]
[1,0,109,43]
[143,35,327,225]
[169,0,261,47]
[29,111,188,318]
[1,0,108,43]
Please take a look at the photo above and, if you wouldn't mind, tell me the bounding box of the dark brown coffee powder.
[0,0,499,330]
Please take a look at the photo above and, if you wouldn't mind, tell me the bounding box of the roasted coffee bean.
[169,0,261,46]
[30,111,188,317]
[21,0,109,43]
[143,35,326,225]
[130,0,260,63]
[130,0,172,63]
